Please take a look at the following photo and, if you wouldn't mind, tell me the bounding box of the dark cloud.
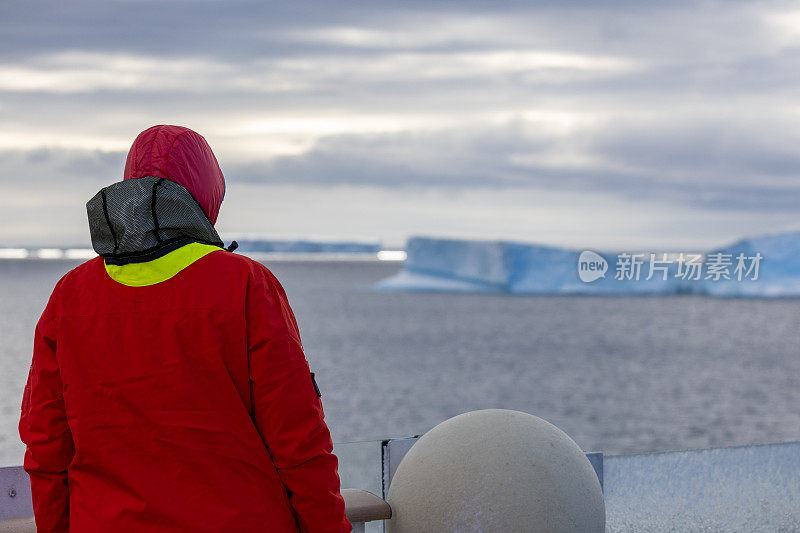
[226,117,800,213]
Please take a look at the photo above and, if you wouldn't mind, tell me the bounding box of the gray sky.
[1,0,799,249]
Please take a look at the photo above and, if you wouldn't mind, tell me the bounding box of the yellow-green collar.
[104,242,223,287]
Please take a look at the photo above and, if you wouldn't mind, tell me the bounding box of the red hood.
[124,125,225,224]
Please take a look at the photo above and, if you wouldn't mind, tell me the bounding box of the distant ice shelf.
[376,233,800,297]
[230,238,407,262]
[232,238,381,255]
[0,239,406,262]
[0,248,96,260]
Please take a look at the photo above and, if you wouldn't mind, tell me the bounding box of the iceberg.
[376,238,509,293]
[702,232,800,297]
[376,232,800,297]
[376,237,677,295]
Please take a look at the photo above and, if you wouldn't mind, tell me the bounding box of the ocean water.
[2,258,800,467]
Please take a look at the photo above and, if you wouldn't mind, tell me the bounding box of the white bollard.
[386,409,605,532]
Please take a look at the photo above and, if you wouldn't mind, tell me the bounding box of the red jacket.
[19,126,351,532]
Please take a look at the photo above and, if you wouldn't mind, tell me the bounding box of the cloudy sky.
[1,0,800,249]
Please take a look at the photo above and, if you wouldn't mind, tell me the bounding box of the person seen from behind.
[19,125,351,532]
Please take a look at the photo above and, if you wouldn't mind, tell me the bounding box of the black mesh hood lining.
[87,176,223,265]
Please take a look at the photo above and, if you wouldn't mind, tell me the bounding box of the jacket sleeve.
[19,281,74,533]
[246,266,351,533]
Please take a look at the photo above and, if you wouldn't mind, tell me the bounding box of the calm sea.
[2,258,800,467]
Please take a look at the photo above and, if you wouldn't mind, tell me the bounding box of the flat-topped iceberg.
[376,233,800,297]
[703,232,800,297]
